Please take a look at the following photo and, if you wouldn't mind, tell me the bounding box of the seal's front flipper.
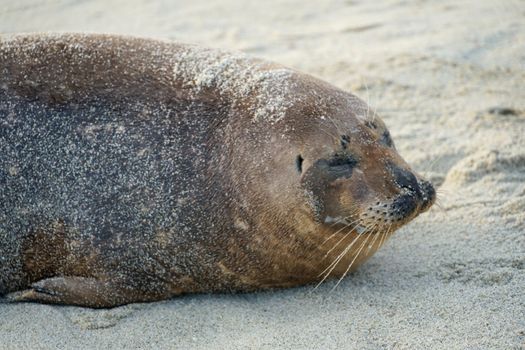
[5,277,155,308]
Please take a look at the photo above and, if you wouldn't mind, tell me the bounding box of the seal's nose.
[391,164,422,198]
[389,163,439,217]
[419,180,436,212]
[388,163,435,217]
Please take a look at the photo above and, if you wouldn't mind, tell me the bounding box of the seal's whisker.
[434,195,445,206]
[314,239,354,290]
[327,115,345,137]
[369,85,380,125]
[321,217,361,248]
[371,98,379,124]
[362,79,379,124]
[320,230,353,260]
[431,200,445,213]
[316,224,368,285]
[331,228,375,291]
[330,227,375,291]
[435,191,460,209]
[307,212,360,265]
[366,226,382,253]
[383,227,395,244]
[330,115,351,142]
[377,224,392,249]
[379,225,391,249]
[363,80,371,121]
[322,229,358,268]
[436,189,459,204]
[319,221,375,279]
[323,219,366,257]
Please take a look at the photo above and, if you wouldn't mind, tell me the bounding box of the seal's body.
[0,34,435,307]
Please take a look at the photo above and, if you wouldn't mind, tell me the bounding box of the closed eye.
[327,154,358,169]
[296,155,304,173]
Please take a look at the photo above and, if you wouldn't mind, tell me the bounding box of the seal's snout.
[390,163,435,215]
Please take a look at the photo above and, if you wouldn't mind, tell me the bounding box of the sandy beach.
[0,0,524,349]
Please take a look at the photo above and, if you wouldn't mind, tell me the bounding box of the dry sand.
[0,0,524,349]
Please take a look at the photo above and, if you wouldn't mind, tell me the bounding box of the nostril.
[391,193,418,218]
[390,164,420,194]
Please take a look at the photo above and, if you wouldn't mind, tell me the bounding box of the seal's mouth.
[323,177,436,235]
[360,178,436,231]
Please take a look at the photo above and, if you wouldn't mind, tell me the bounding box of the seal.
[0,34,435,307]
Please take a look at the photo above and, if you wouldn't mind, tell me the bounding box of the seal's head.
[286,97,435,279]
[297,110,436,236]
